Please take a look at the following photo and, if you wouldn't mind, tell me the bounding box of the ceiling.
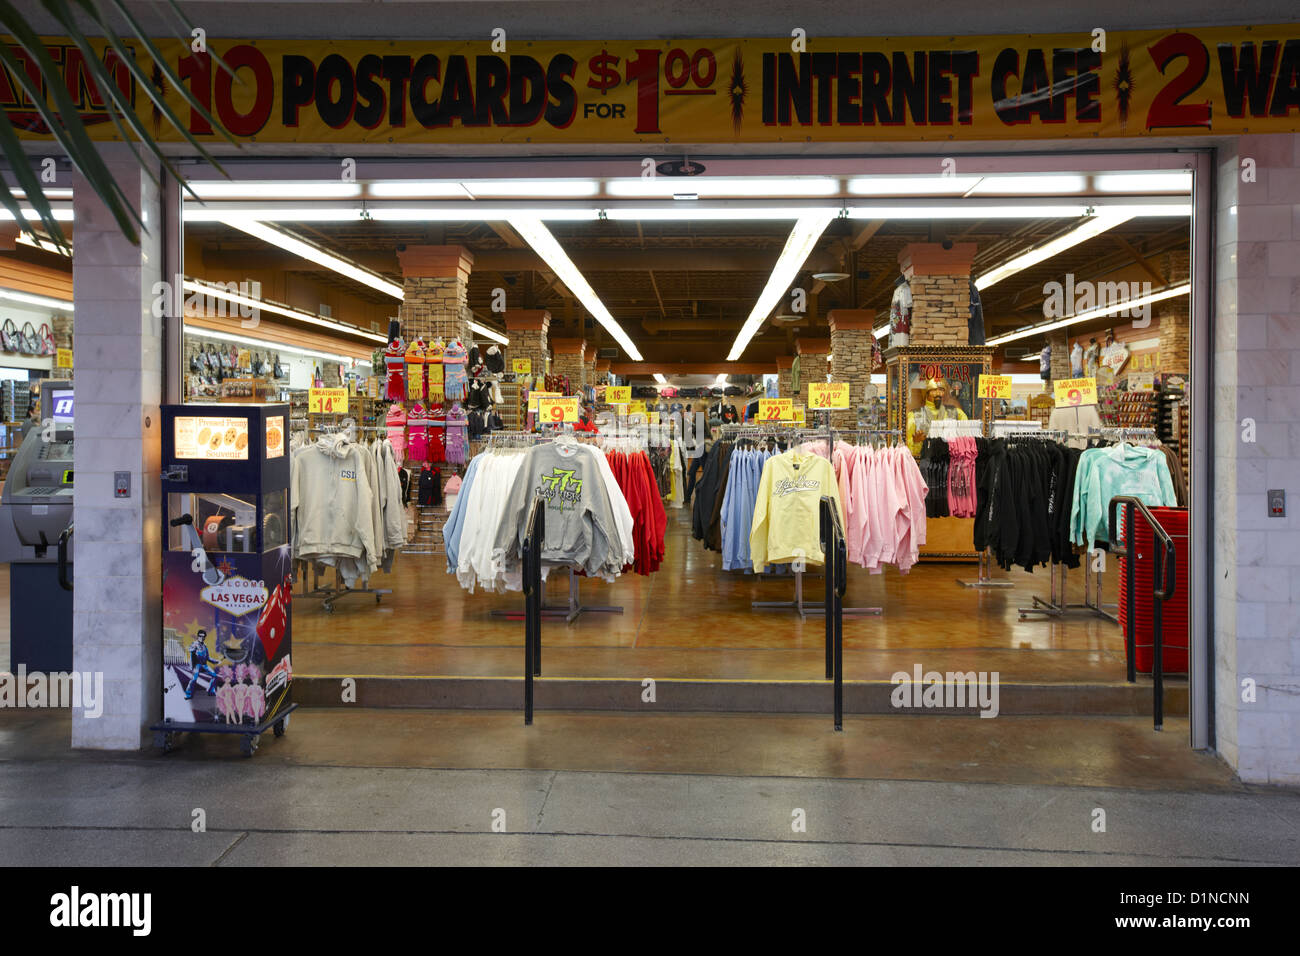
[184,209,1191,367]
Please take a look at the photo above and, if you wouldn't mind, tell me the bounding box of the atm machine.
[0,380,74,671]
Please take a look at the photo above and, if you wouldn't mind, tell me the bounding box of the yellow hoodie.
[750,450,844,572]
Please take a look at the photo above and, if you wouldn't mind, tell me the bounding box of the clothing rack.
[482,432,626,623]
[955,549,1014,588]
[1090,426,1159,443]
[1017,558,1117,622]
[294,561,392,614]
[752,411,883,620]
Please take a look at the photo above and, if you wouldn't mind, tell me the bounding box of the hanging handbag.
[20,322,40,355]
[273,353,284,379]
[1,319,18,353]
[38,323,56,356]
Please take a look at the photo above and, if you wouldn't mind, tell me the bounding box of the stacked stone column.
[828,309,876,429]
[395,245,474,344]
[594,358,611,385]
[1048,330,1070,382]
[502,309,550,379]
[775,355,794,399]
[795,337,830,414]
[1157,248,1191,376]
[584,346,598,386]
[897,243,977,345]
[549,337,586,393]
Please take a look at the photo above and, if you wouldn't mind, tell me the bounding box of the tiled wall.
[1215,133,1300,786]
[70,149,164,749]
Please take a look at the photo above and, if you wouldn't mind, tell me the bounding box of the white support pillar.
[71,145,165,749]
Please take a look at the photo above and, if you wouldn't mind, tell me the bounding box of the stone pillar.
[1048,330,1070,382]
[795,337,831,413]
[828,309,876,429]
[71,145,165,749]
[549,337,587,393]
[503,309,550,380]
[897,243,977,346]
[594,358,611,385]
[395,245,474,345]
[584,346,598,385]
[775,356,794,399]
[1158,308,1191,376]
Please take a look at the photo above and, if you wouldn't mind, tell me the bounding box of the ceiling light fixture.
[367,181,475,198]
[468,321,509,345]
[847,176,983,195]
[15,234,71,256]
[508,217,643,361]
[974,213,1135,291]
[873,325,889,340]
[186,325,372,367]
[968,174,1089,194]
[220,219,405,300]
[985,283,1191,346]
[181,278,387,344]
[0,207,74,222]
[653,373,668,385]
[727,213,835,360]
[1094,172,1193,193]
[463,179,599,198]
[0,286,74,311]
[188,182,363,199]
[606,177,839,198]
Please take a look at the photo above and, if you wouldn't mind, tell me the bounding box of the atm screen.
[51,389,73,424]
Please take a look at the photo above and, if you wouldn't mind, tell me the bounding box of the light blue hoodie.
[1071,443,1177,551]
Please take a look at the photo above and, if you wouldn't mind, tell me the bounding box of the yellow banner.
[537,395,579,423]
[11,29,1300,145]
[1054,377,1098,407]
[512,359,532,375]
[627,399,646,415]
[527,389,561,411]
[308,387,348,413]
[790,404,806,427]
[55,347,73,368]
[977,374,1014,399]
[606,386,631,404]
[808,382,850,409]
[758,398,793,422]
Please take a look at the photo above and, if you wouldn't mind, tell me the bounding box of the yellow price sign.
[758,398,793,422]
[56,348,73,368]
[606,385,631,404]
[808,382,850,409]
[790,404,806,426]
[308,387,348,414]
[627,400,646,415]
[537,396,580,423]
[527,389,561,411]
[512,358,532,375]
[977,374,1014,399]
[1053,376,1098,408]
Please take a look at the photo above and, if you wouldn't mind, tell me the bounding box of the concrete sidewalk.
[0,708,1297,866]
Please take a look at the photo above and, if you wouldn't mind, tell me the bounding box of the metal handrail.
[1107,495,1178,731]
[820,496,847,731]
[57,522,73,591]
[521,496,545,725]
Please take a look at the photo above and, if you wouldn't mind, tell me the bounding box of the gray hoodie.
[493,442,619,578]
[292,432,381,574]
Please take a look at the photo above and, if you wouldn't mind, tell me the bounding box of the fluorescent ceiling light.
[0,287,73,311]
[468,321,509,345]
[367,206,601,222]
[873,325,889,340]
[968,175,1088,194]
[986,283,1191,346]
[185,205,365,222]
[508,218,643,361]
[715,374,728,385]
[181,279,387,344]
[847,176,982,195]
[464,180,599,198]
[727,213,835,361]
[846,204,1093,219]
[220,219,405,299]
[186,325,371,366]
[607,177,838,198]
[1094,172,1193,193]
[368,181,474,198]
[975,213,1135,291]
[15,234,70,256]
[653,373,667,385]
[0,207,73,221]
[188,182,362,199]
[8,188,73,199]
[604,205,838,221]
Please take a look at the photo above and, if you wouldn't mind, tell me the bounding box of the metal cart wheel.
[154,730,179,753]
[273,714,289,737]
[240,734,260,757]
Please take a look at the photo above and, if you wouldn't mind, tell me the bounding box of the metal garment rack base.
[955,548,1014,588]
[752,568,881,620]
[1018,559,1118,622]
[295,562,391,613]
[492,566,624,624]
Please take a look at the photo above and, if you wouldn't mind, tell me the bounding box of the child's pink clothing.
[386,403,408,463]
[407,403,430,461]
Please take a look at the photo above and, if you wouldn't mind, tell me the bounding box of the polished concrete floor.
[293,512,1157,684]
[0,708,1294,866]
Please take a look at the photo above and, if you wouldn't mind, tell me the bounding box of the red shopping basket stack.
[1117,506,1189,673]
